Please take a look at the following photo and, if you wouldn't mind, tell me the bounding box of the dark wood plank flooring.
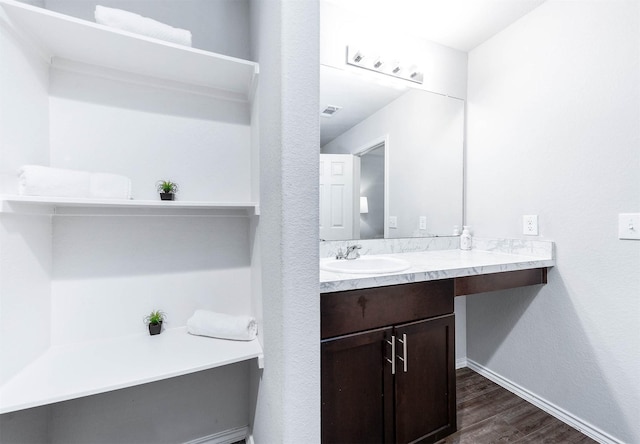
[436,367,597,444]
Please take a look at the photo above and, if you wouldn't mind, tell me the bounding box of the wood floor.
[436,367,598,444]
[239,367,597,443]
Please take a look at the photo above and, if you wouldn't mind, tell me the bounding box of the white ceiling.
[320,0,547,146]
[324,0,546,52]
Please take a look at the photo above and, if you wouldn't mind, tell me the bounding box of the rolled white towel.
[95,5,192,47]
[90,172,132,200]
[187,310,257,341]
[18,165,132,200]
[19,165,91,198]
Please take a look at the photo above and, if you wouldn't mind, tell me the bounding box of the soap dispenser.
[460,226,472,251]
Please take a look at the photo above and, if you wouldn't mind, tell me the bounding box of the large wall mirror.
[320,64,464,241]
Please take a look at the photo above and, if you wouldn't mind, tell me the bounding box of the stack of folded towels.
[18,165,132,200]
[95,5,192,47]
[187,310,258,341]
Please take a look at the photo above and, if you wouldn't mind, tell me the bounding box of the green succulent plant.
[144,310,166,326]
[156,180,179,194]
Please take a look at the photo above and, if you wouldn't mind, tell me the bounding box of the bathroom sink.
[320,256,411,274]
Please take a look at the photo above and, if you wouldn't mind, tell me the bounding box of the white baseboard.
[466,359,621,444]
[455,357,468,369]
[183,426,248,444]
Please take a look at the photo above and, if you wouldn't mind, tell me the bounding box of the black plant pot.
[160,192,174,201]
[149,321,163,335]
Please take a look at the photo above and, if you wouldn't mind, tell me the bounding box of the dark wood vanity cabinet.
[321,280,457,444]
[393,315,456,443]
[321,326,395,443]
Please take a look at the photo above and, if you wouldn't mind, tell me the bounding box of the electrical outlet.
[619,213,640,240]
[523,215,539,236]
[389,216,398,229]
[419,216,427,230]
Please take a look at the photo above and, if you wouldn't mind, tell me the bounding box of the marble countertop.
[320,246,555,293]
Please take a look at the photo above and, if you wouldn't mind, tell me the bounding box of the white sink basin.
[320,256,411,274]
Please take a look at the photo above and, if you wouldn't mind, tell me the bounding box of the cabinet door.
[321,327,394,444]
[394,315,456,444]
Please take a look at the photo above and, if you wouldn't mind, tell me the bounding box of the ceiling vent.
[321,105,342,118]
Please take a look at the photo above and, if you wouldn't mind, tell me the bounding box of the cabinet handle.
[386,335,396,375]
[397,333,408,373]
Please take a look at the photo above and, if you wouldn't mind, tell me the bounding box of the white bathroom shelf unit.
[0,195,260,216]
[0,0,258,101]
[0,0,265,419]
[0,327,264,414]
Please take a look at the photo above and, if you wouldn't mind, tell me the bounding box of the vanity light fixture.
[352,51,364,63]
[346,46,424,85]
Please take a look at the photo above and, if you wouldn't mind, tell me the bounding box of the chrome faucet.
[335,244,362,260]
[344,244,362,260]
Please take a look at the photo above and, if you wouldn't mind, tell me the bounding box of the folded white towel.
[18,165,132,200]
[95,5,192,47]
[187,310,257,341]
[90,172,132,199]
[19,165,91,198]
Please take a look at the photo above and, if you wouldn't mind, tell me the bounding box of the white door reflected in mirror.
[319,154,355,240]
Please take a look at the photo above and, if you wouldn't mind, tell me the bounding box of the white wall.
[466,1,640,442]
[321,1,467,99]
[51,215,252,344]
[0,4,52,386]
[0,214,52,385]
[43,0,251,59]
[322,89,464,238]
[249,0,320,442]
[0,4,50,193]
[48,68,251,202]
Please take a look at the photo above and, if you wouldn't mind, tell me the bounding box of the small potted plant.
[144,309,166,335]
[156,180,179,201]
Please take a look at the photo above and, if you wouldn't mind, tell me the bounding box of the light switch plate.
[523,215,539,236]
[389,216,397,229]
[419,216,427,230]
[618,213,640,240]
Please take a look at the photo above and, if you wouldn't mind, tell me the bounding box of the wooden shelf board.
[0,327,263,414]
